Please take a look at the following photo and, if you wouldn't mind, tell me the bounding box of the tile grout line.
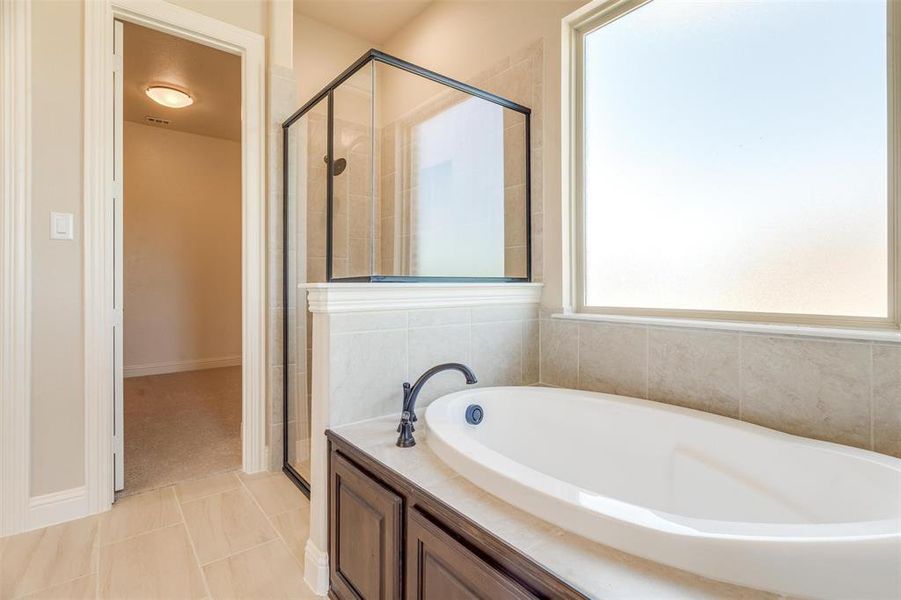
[738,333,744,420]
[174,473,243,507]
[869,342,875,450]
[644,326,650,399]
[98,516,185,548]
[236,474,308,574]
[198,536,281,569]
[10,536,103,600]
[172,488,214,600]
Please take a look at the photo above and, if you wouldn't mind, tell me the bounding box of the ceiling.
[123,22,241,141]
[294,0,433,44]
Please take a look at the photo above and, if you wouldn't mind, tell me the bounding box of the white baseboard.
[28,486,90,531]
[304,539,329,595]
[124,356,241,378]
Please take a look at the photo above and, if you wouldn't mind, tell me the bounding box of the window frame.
[562,0,901,330]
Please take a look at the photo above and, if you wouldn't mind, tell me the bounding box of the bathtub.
[424,387,901,600]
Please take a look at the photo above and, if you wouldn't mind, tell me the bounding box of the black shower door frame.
[280,49,533,493]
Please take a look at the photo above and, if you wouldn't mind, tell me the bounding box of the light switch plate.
[50,212,74,240]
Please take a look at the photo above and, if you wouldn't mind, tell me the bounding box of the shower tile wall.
[267,64,302,472]
[475,40,544,280]
[377,41,545,279]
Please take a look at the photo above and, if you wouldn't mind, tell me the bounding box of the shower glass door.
[282,96,328,493]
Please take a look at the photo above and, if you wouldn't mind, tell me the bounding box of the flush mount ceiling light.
[145,86,193,109]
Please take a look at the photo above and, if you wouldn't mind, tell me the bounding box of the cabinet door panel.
[330,451,403,600]
[406,507,537,600]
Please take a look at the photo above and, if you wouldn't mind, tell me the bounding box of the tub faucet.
[397,363,477,448]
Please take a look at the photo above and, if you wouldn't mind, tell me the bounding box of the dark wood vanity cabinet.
[327,431,587,600]
[330,452,403,599]
[405,508,537,600]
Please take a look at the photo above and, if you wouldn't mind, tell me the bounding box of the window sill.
[552,311,901,343]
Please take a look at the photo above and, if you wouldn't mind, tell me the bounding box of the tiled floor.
[0,471,322,599]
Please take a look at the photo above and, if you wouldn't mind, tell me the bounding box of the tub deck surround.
[424,387,901,600]
[332,415,777,600]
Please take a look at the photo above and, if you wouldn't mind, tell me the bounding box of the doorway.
[114,20,243,495]
[83,0,267,516]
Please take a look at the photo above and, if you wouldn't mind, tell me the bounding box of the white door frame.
[0,0,33,536]
[84,0,267,514]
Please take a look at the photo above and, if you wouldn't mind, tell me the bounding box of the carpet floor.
[123,366,242,496]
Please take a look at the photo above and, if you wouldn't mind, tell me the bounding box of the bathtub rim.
[424,386,901,542]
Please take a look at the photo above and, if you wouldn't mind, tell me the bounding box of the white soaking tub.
[424,387,901,600]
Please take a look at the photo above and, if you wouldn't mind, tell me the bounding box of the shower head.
[323,155,347,176]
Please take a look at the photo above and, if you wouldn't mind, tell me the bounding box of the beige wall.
[31,0,85,496]
[293,13,375,106]
[166,0,267,36]
[123,122,242,372]
[28,0,279,498]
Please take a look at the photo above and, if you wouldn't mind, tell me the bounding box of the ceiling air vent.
[144,115,171,126]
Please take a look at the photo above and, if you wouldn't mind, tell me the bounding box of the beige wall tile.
[579,323,647,398]
[270,366,284,426]
[269,424,285,471]
[348,194,372,238]
[522,319,540,384]
[741,336,871,448]
[503,122,526,187]
[472,321,523,387]
[181,488,276,564]
[203,539,316,600]
[330,310,406,334]
[241,473,307,517]
[99,524,205,600]
[1,516,98,599]
[306,210,326,258]
[873,344,901,457]
[648,328,740,418]
[539,318,578,388]
[100,487,181,545]
[408,324,471,406]
[504,184,527,247]
[408,307,470,328]
[175,472,241,504]
[329,329,407,424]
[504,245,527,278]
[471,303,537,323]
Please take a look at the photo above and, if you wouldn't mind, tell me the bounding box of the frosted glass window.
[582,0,889,317]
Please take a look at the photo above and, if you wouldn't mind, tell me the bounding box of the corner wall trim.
[0,0,32,537]
[124,356,242,378]
[84,0,268,523]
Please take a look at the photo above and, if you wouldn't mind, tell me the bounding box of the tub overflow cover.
[465,404,484,425]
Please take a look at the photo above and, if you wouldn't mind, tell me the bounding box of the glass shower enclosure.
[281,50,532,492]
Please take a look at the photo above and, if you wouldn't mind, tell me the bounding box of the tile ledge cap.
[552,312,901,343]
[304,282,543,313]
